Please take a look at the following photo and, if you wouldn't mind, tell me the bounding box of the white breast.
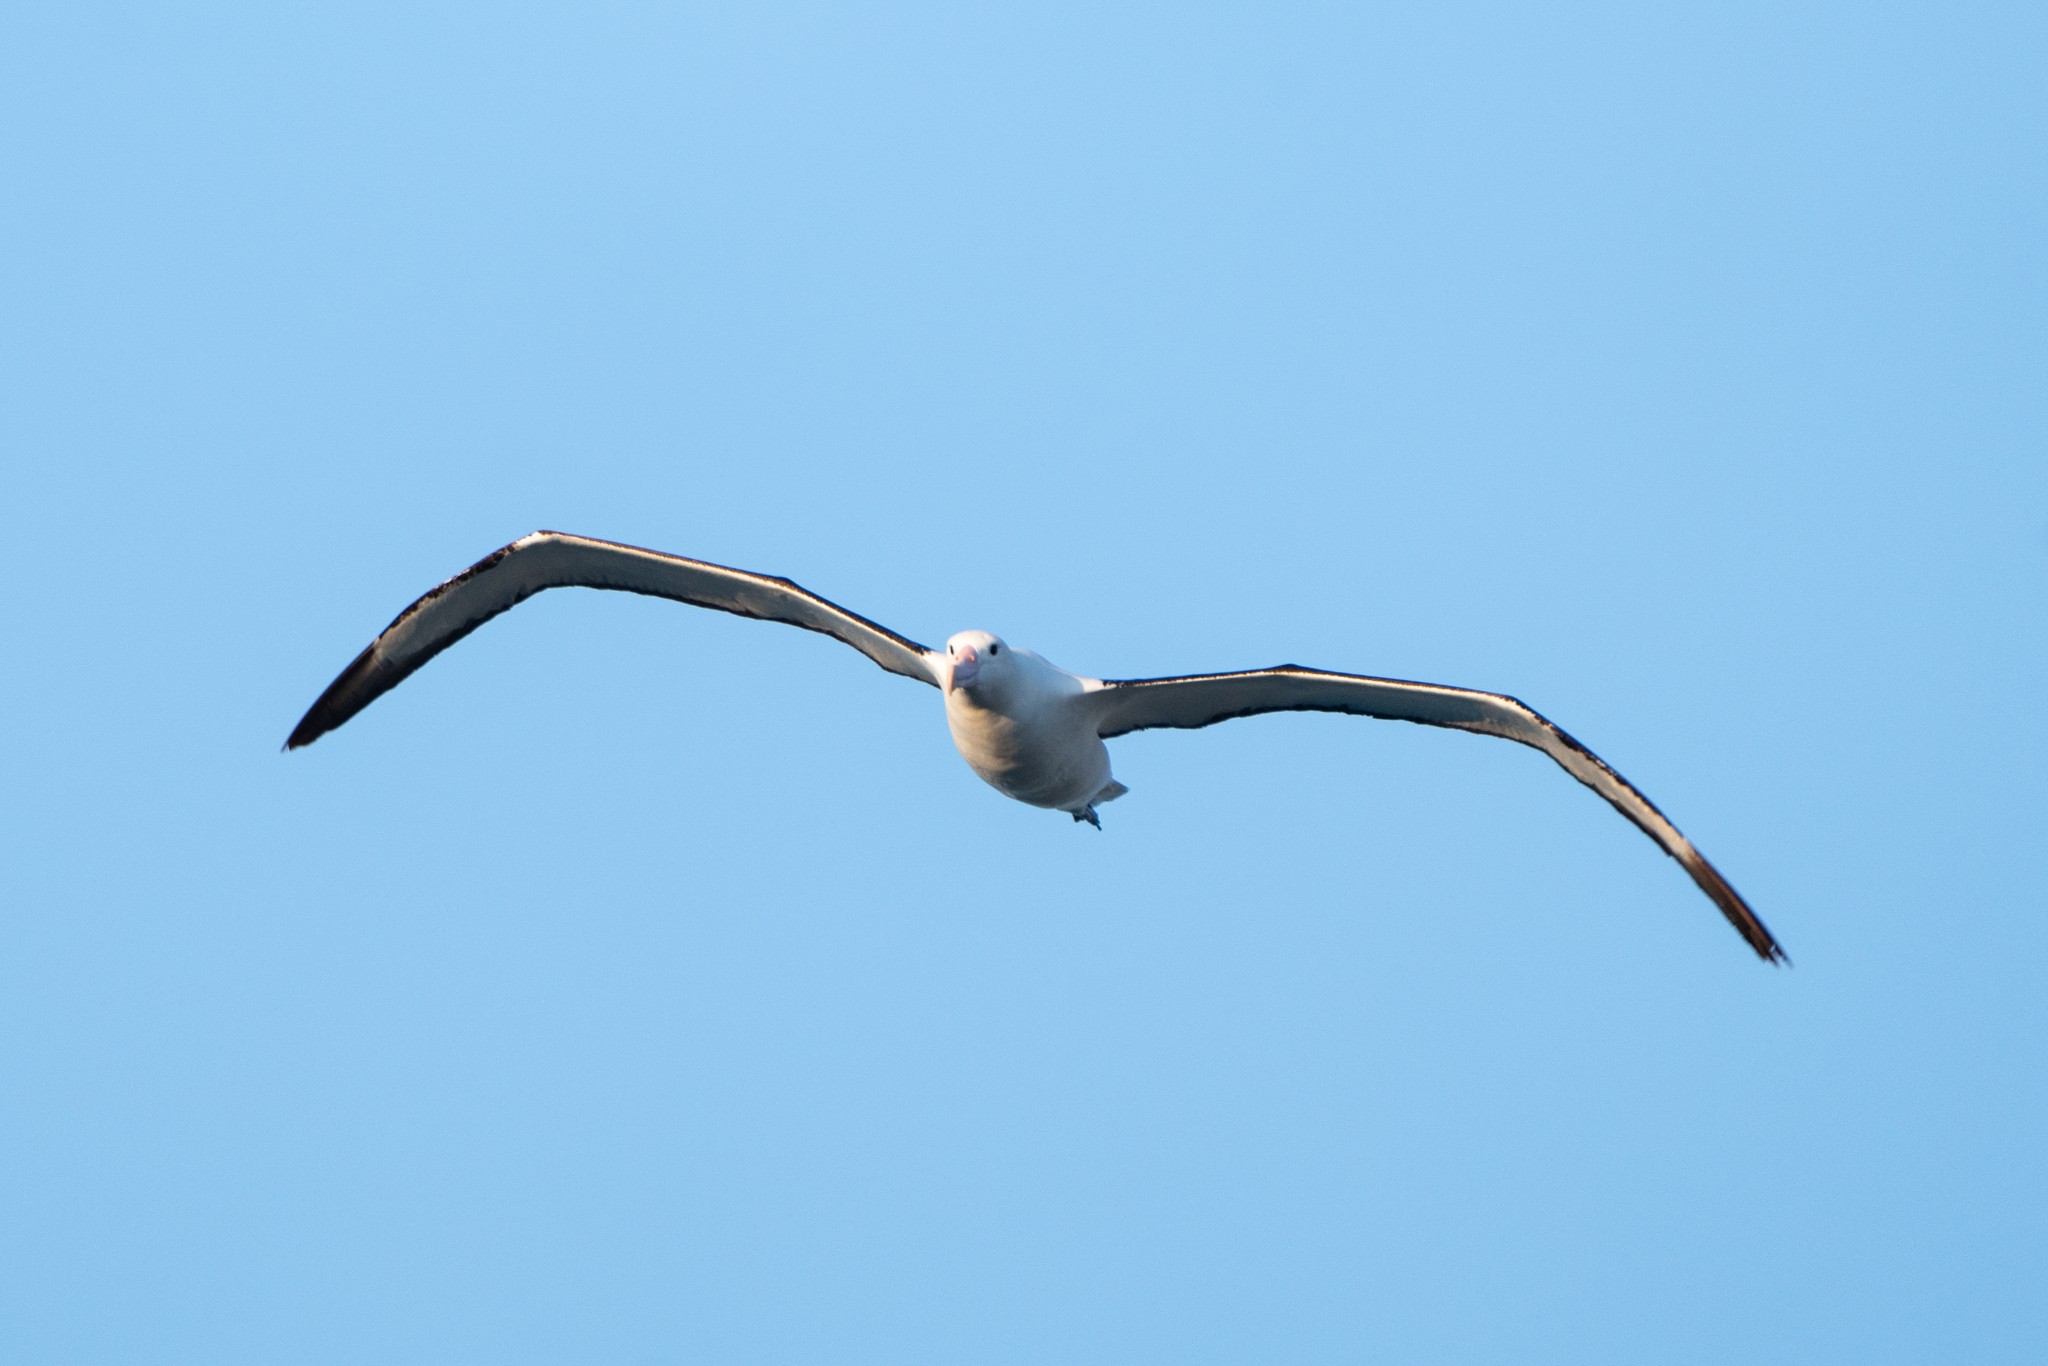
[944,650,1113,812]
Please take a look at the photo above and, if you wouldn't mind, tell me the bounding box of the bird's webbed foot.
[1072,806,1102,830]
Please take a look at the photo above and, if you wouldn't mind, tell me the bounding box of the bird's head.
[944,630,1010,694]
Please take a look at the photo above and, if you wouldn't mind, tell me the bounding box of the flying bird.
[287,531,1785,963]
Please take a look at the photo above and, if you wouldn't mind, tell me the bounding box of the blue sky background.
[4,2,2043,1361]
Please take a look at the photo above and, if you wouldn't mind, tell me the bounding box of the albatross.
[286,531,1785,964]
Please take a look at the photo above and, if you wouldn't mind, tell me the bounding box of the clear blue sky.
[4,3,2043,1361]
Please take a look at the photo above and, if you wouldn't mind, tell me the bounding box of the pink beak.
[948,645,981,692]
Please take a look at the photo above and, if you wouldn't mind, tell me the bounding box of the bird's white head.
[944,630,1010,694]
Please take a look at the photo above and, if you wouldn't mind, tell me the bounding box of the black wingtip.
[283,703,335,751]
[1745,919,1791,968]
[1719,882,1788,967]
[282,640,387,754]
[1670,844,1788,967]
[1733,909,1790,968]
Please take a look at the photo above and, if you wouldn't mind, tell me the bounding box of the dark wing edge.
[1088,666,1786,965]
[285,531,940,750]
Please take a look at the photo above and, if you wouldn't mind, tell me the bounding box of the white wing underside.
[1085,667,1784,963]
[285,532,941,750]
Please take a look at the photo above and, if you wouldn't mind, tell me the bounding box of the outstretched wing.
[1086,665,1784,963]
[286,531,941,749]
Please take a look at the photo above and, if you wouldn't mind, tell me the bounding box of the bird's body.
[941,641,1121,819]
[287,531,1786,964]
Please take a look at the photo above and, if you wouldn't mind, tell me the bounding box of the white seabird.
[286,531,1785,964]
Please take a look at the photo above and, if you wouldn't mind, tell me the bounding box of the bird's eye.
[989,644,1000,655]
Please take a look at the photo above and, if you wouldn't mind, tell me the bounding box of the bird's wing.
[286,531,941,749]
[1085,665,1783,963]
